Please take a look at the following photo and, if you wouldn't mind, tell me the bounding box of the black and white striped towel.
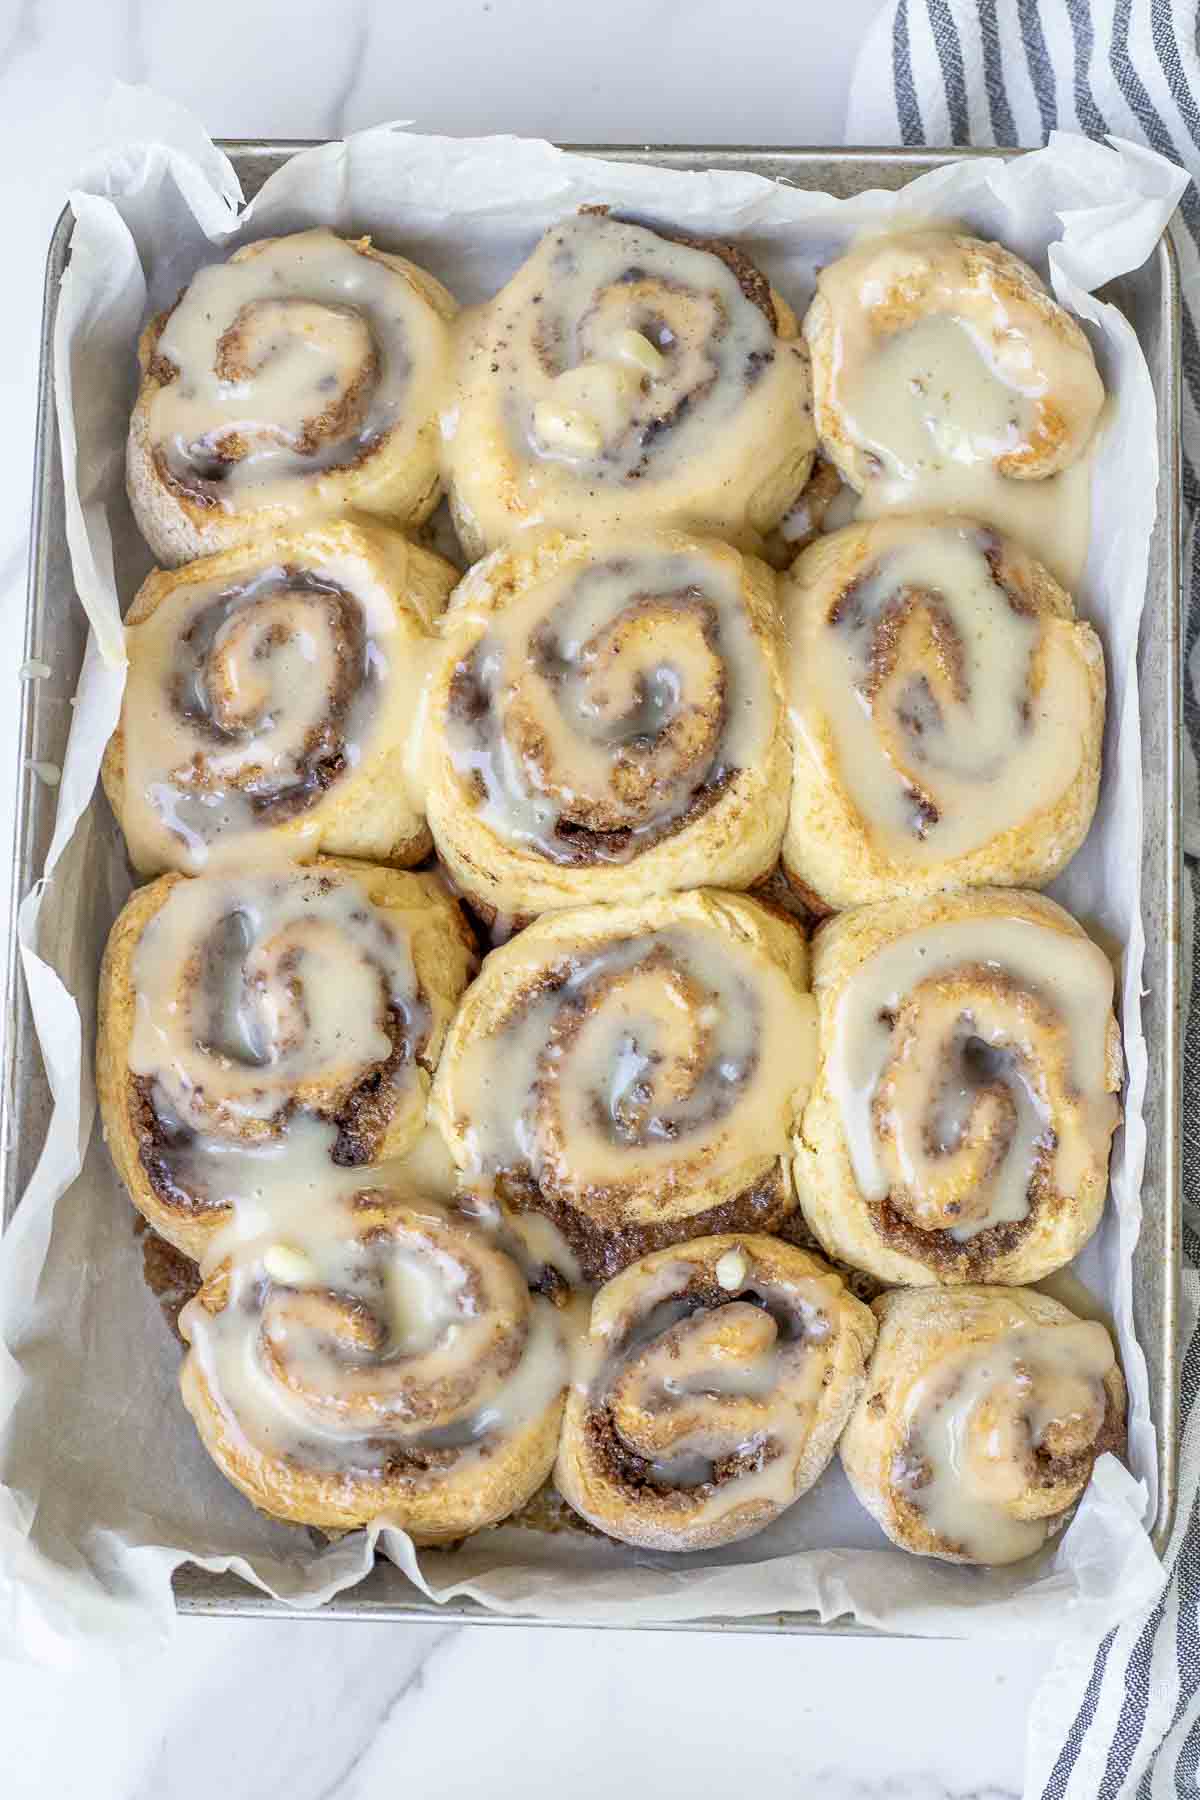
[849,5,1199,1792]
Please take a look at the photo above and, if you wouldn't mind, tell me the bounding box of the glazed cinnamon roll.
[443,210,816,559]
[424,530,790,922]
[102,521,456,875]
[97,859,476,1261]
[128,230,457,566]
[804,231,1105,585]
[556,1235,876,1551]
[780,516,1105,912]
[180,1187,568,1537]
[430,889,817,1280]
[840,1286,1125,1564]
[794,888,1121,1287]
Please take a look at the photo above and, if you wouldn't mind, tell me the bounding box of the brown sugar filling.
[133,995,432,1216]
[578,207,780,334]
[164,565,372,826]
[584,1269,823,1497]
[144,269,388,506]
[497,1163,793,1284]
[445,585,739,869]
[894,1380,1126,1549]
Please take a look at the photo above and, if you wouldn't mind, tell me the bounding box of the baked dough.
[128,229,456,566]
[780,514,1104,911]
[556,1234,876,1551]
[805,228,1104,489]
[424,528,791,923]
[794,887,1121,1286]
[430,889,817,1279]
[97,858,476,1260]
[181,1190,567,1538]
[103,520,456,876]
[443,209,815,559]
[840,1286,1125,1563]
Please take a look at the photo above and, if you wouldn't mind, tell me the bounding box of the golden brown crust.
[839,1286,1126,1563]
[556,1234,877,1551]
[103,519,456,877]
[96,859,476,1261]
[128,234,457,567]
[793,888,1122,1288]
[424,529,792,922]
[779,515,1106,911]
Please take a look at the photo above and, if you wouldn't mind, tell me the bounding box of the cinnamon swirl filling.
[588,1268,833,1497]
[894,1317,1123,1562]
[444,211,815,552]
[556,1236,875,1549]
[431,894,816,1278]
[436,541,777,869]
[784,518,1101,876]
[826,912,1118,1275]
[144,230,449,511]
[180,1185,568,1527]
[162,566,374,850]
[126,867,441,1234]
[112,525,451,876]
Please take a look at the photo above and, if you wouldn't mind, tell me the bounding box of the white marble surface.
[0,4,1065,1795]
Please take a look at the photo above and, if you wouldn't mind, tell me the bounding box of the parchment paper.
[0,88,1187,1659]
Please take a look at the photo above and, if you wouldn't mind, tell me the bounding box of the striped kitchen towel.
[848,5,1200,1796]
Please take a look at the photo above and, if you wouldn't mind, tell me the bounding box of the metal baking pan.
[1,144,1182,1631]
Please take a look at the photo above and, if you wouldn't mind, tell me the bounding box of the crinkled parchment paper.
[0,88,1187,1657]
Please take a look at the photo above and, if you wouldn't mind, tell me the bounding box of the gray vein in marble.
[125,1619,459,1800]
[324,0,369,141]
[0,0,38,80]
[311,1625,458,1800]
[124,0,150,89]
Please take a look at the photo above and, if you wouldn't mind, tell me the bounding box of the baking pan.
[0,144,1182,1630]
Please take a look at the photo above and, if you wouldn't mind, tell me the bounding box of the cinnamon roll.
[840,1286,1125,1564]
[443,210,816,560]
[128,229,457,566]
[556,1234,876,1551]
[97,859,476,1261]
[430,889,817,1280]
[102,521,456,876]
[424,530,790,922]
[804,231,1104,586]
[794,888,1121,1287]
[180,1186,568,1537]
[780,516,1105,912]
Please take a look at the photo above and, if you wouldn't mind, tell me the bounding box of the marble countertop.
[0,4,1064,1795]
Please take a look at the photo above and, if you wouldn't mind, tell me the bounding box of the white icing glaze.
[181,1172,568,1481]
[827,914,1117,1240]
[128,865,568,1499]
[786,519,1094,864]
[443,921,816,1218]
[813,232,1104,587]
[129,866,424,1140]
[898,1319,1115,1562]
[148,229,450,514]
[437,539,776,865]
[445,212,812,544]
[584,1246,839,1530]
[119,549,434,874]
